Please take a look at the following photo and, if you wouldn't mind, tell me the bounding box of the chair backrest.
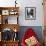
[23,28,36,41]
[21,28,36,46]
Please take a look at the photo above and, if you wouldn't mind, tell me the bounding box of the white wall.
[0,0,44,26]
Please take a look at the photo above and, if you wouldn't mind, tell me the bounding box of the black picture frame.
[25,7,36,20]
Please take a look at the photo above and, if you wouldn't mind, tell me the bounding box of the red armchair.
[21,28,41,46]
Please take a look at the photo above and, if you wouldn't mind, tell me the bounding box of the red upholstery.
[21,28,41,46]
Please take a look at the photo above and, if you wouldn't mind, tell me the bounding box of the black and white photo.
[25,7,36,20]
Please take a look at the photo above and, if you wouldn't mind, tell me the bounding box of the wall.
[17,0,44,26]
[0,0,44,26]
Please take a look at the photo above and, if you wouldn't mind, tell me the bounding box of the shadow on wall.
[18,26,44,44]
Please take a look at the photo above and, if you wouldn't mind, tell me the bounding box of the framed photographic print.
[25,7,36,20]
[2,10,9,15]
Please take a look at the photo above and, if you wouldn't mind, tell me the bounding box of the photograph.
[25,7,36,20]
